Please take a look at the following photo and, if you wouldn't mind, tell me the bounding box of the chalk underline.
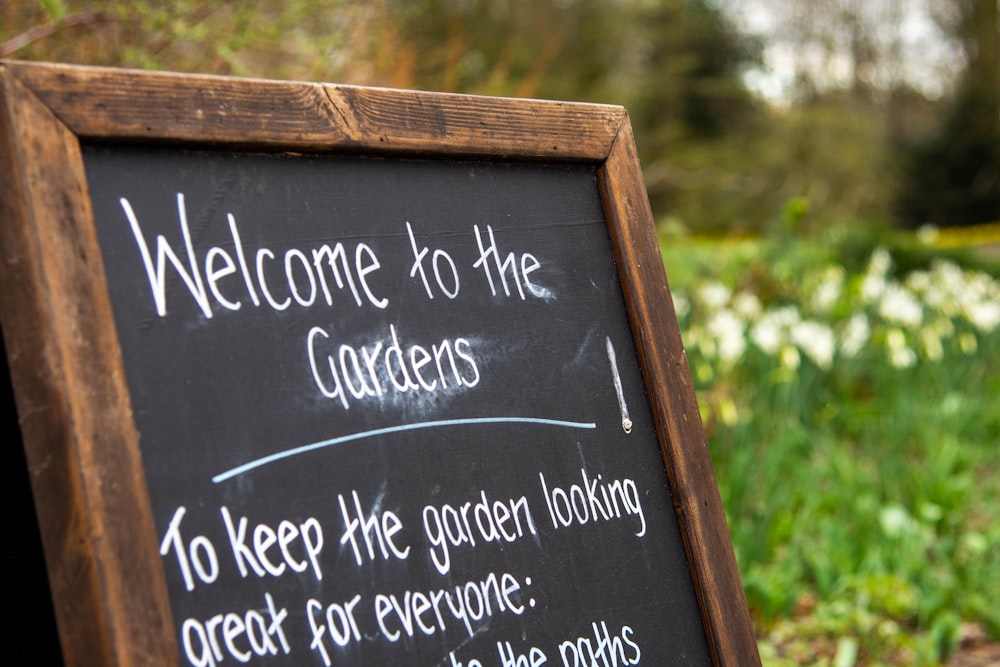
[212,416,597,483]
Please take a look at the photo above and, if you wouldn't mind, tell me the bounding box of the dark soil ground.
[946,625,1000,667]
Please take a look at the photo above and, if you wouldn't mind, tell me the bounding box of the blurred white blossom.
[963,298,1000,332]
[673,292,690,319]
[751,312,784,354]
[879,284,923,328]
[840,314,870,358]
[707,310,747,364]
[674,246,997,376]
[790,320,835,369]
[861,247,892,303]
[698,282,731,309]
[810,266,844,312]
[886,328,916,369]
[733,291,762,319]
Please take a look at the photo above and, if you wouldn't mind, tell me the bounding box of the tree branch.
[1,11,108,58]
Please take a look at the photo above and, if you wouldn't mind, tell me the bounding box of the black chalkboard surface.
[0,61,758,666]
[84,146,710,665]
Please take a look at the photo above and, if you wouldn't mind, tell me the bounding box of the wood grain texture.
[5,60,625,159]
[1,60,759,666]
[597,119,761,666]
[0,64,177,666]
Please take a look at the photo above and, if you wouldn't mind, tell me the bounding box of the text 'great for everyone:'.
[161,468,647,666]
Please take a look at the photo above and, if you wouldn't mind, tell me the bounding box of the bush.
[663,225,1000,666]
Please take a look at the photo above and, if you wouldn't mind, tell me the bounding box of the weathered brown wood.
[1,60,759,666]
[5,60,625,159]
[0,65,177,665]
[597,119,761,666]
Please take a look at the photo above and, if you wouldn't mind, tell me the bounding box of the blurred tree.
[361,0,763,227]
[706,0,999,232]
[638,0,914,234]
[645,92,902,236]
[350,0,625,100]
[26,1,961,235]
[725,0,963,102]
[3,0,762,230]
[620,0,762,223]
[2,1,354,79]
[895,0,1000,227]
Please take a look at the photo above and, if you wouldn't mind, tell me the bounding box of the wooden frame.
[0,60,758,666]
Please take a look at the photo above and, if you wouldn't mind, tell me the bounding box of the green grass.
[661,226,1000,666]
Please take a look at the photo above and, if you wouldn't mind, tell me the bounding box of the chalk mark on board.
[606,336,632,433]
[213,417,596,483]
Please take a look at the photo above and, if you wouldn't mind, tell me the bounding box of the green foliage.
[652,91,901,236]
[665,220,1000,665]
[3,0,996,232]
[2,0,764,230]
[5,4,999,662]
[38,0,66,21]
[1,1,363,80]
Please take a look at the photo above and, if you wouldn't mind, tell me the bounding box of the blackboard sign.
[0,61,759,666]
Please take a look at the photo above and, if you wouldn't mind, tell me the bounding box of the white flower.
[698,282,731,309]
[869,247,892,277]
[706,310,746,363]
[879,284,923,328]
[841,314,870,358]
[963,299,1000,333]
[790,320,835,369]
[732,291,762,319]
[886,328,916,368]
[922,283,959,317]
[890,347,917,369]
[965,272,997,302]
[750,313,784,355]
[810,266,844,312]
[861,273,886,304]
[935,260,965,295]
[861,248,892,304]
[906,270,931,293]
[750,305,804,357]
[774,305,802,327]
[916,260,964,317]
[880,505,918,538]
[672,292,690,319]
